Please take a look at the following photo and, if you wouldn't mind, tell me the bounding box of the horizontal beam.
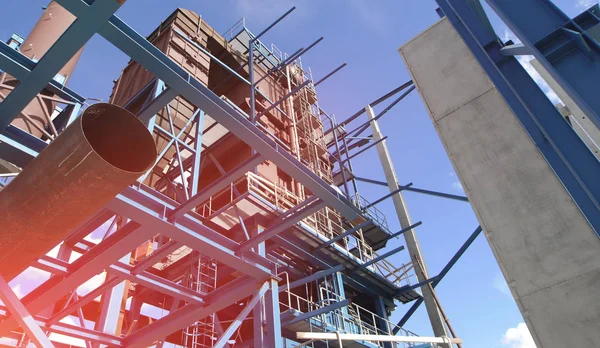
[361,183,413,210]
[168,153,264,220]
[313,220,372,252]
[283,299,350,326]
[352,245,405,272]
[279,264,344,292]
[0,222,151,336]
[0,41,84,103]
[370,221,423,250]
[0,276,55,347]
[0,306,124,346]
[108,186,273,279]
[354,176,469,202]
[124,276,261,348]
[237,199,326,253]
[296,332,462,345]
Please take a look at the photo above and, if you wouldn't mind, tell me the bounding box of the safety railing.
[197,172,416,288]
[352,193,390,232]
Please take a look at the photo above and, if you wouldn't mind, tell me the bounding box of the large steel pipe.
[0,103,157,280]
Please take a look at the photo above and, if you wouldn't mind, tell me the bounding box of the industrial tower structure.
[0,1,468,348]
[1,0,597,348]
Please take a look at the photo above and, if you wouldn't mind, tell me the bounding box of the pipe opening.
[81,103,157,174]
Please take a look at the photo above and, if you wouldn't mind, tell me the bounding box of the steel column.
[439,0,600,235]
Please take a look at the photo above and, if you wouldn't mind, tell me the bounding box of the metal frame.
[0,1,496,347]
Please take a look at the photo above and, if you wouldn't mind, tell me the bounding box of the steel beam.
[361,183,414,209]
[137,86,177,124]
[439,0,600,235]
[213,282,269,348]
[60,7,365,220]
[263,279,283,348]
[314,63,347,87]
[278,265,344,292]
[296,332,461,345]
[283,299,350,326]
[168,154,264,220]
[395,226,482,330]
[352,245,405,272]
[314,220,372,252]
[0,276,54,347]
[0,41,84,103]
[0,0,123,130]
[132,240,183,274]
[0,222,151,336]
[237,199,326,253]
[124,276,260,348]
[371,221,423,250]
[108,186,273,279]
[484,0,600,130]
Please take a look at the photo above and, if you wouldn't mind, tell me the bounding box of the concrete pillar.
[366,106,449,339]
[399,18,600,348]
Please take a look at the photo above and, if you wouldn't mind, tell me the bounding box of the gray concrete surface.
[399,18,600,348]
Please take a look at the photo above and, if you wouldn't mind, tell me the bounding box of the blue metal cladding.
[437,0,600,237]
[484,0,600,131]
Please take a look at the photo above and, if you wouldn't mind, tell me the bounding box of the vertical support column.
[263,278,283,348]
[253,300,265,347]
[191,109,205,196]
[253,225,266,346]
[95,254,130,348]
[334,271,350,331]
[366,105,449,338]
[374,297,392,348]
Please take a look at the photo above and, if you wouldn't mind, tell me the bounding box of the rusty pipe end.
[80,103,156,174]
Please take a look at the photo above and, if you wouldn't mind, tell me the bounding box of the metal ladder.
[182,253,218,348]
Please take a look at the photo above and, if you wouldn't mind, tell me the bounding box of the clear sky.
[0,1,595,347]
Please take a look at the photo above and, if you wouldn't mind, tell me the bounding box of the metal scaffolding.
[0,1,490,347]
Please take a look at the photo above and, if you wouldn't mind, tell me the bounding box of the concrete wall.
[399,18,600,348]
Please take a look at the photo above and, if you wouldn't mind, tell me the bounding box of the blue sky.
[1,0,596,347]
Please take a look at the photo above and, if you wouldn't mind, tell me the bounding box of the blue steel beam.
[124,276,261,348]
[282,299,350,326]
[168,153,264,220]
[484,0,600,130]
[355,176,469,202]
[52,2,364,221]
[236,199,327,253]
[278,265,344,292]
[108,186,274,279]
[370,221,423,251]
[394,226,482,331]
[0,0,123,130]
[213,282,269,348]
[351,245,405,272]
[439,0,600,235]
[314,220,373,252]
[0,41,84,103]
